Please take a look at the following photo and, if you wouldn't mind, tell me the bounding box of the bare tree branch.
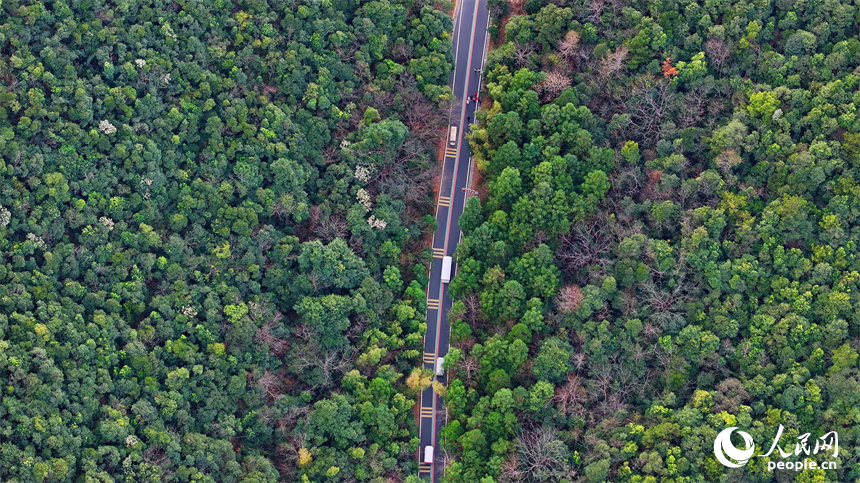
[515,427,573,482]
[596,45,629,82]
[558,216,614,271]
[537,71,571,102]
[555,285,584,314]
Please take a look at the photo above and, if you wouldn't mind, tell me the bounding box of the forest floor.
[410,116,447,449]
[434,134,447,200]
[470,156,488,202]
[490,14,509,48]
[411,400,421,443]
[427,135,446,242]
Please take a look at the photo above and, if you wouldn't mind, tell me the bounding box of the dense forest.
[441,0,860,482]
[5,0,860,482]
[0,0,454,481]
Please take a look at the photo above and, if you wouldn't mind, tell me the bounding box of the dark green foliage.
[443,0,860,482]
[0,0,453,481]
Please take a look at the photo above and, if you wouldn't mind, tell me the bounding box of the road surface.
[418,0,489,480]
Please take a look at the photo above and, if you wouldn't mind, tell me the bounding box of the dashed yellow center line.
[422,0,485,478]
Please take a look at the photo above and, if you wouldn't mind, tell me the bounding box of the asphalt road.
[418,0,489,480]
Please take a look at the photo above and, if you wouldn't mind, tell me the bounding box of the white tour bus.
[424,446,434,463]
[440,256,452,283]
[448,126,457,145]
[436,357,445,376]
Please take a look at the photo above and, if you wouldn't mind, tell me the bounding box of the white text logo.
[714,425,839,471]
[714,427,755,468]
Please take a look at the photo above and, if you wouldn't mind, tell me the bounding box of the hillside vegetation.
[0,0,453,481]
[442,0,860,481]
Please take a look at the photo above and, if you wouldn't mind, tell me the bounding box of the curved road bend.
[418,0,490,480]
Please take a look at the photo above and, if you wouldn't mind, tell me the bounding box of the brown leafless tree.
[273,442,300,480]
[596,45,629,81]
[314,215,349,242]
[584,368,634,420]
[626,75,675,143]
[571,352,587,372]
[639,279,691,329]
[523,230,549,253]
[537,71,571,102]
[399,74,447,141]
[514,41,537,69]
[620,287,638,315]
[610,164,644,199]
[498,454,525,483]
[460,292,484,325]
[373,89,396,111]
[459,356,480,386]
[345,314,369,345]
[642,322,661,341]
[551,374,589,415]
[142,445,169,467]
[714,377,752,413]
[300,204,320,238]
[279,433,308,467]
[292,322,315,342]
[585,0,605,24]
[628,342,654,370]
[290,340,357,390]
[401,96,441,143]
[437,450,456,479]
[306,270,324,293]
[715,149,743,175]
[255,316,289,357]
[678,91,706,128]
[558,216,614,272]
[515,427,572,482]
[276,407,312,439]
[609,354,649,401]
[705,37,732,76]
[639,168,664,203]
[322,145,340,165]
[390,42,412,62]
[253,369,284,402]
[587,369,614,407]
[372,141,440,206]
[555,285,584,314]
[507,0,526,16]
[348,234,366,257]
[557,30,580,63]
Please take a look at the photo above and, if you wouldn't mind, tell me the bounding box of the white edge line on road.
[463,11,491,200]
[421,0,485,480]
[431,0,481,458]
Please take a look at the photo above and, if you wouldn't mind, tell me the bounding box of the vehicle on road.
[436,357,445,376]
[448,126,457,145]
[440,256,452,283]
[424,446,434,464]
